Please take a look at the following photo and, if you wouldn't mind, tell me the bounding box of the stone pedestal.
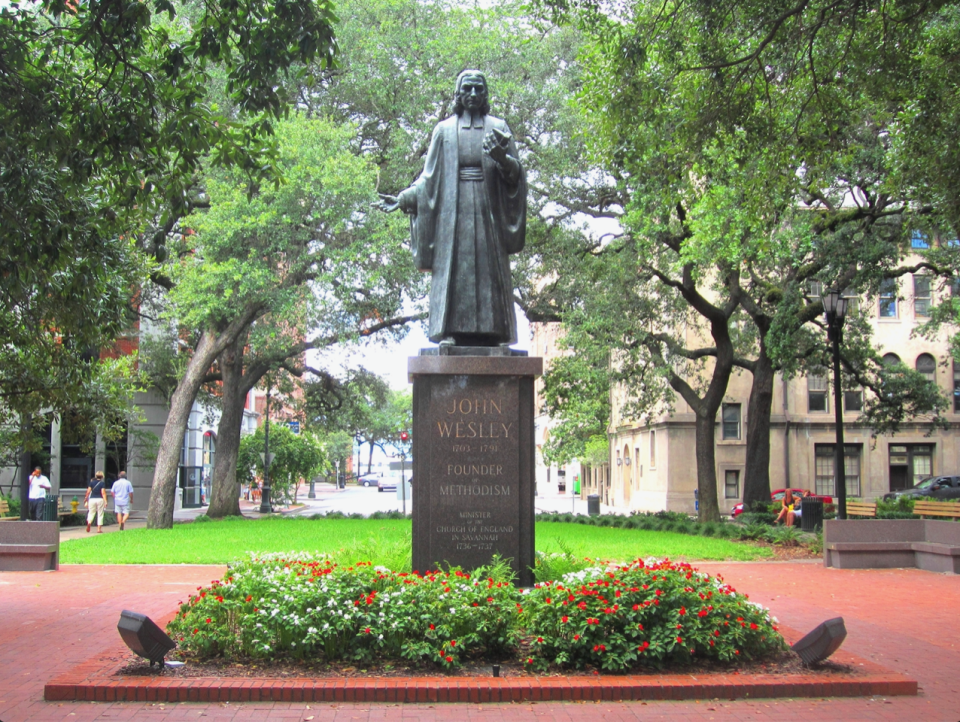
[409,354,542,587]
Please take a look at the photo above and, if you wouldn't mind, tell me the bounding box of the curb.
[45,631,917,704]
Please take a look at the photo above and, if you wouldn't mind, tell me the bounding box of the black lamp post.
[259,384,273,514]
[822,289,849,520]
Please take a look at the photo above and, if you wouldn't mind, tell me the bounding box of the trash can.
[42,493,59,522]
[558,480,566,493]
[587,494,600,516]
[800,497,824,532]
[338,474,346,489]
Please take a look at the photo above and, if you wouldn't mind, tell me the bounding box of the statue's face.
[458,75,487,111]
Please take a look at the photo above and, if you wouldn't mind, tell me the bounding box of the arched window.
[882,353,902,367]
[916,354,936,383]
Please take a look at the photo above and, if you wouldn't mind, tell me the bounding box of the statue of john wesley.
[376,71,527,347]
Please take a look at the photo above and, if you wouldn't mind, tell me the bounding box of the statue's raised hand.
[483,128,511,166]
[373,194,401,213]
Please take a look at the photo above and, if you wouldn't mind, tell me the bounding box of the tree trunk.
[146,330,222,528]
[146,304,263,529]
[743,344,775,508]
[207,335,247,519]
[695,411,722,522]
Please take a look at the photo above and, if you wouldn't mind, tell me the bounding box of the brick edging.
[45,663,917,703]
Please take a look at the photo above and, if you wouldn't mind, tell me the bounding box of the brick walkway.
[2,561,958,721]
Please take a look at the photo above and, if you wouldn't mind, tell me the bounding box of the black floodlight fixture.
[791,617,847,666]
[117,610,177,668]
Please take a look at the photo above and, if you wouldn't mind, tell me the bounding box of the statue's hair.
[453,70,490,116]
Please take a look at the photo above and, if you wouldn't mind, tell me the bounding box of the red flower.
[578,601,587,610]
[364,627,371,634]
[637,623,644,630]
[632,604,640,611]
[698,608,708,618]
[561,616,569,623]
[545,598,552,604]
[676,636,683,644]
[713,630,720,637]
[450,640,456,647]
[205,618,211,623]
[446,656,453,663]
[573,634,581,640]
[526,658,533,664]
[679,607,686,616]
[750,623,758,630]
[487,597,494,603]
[537,637,544,643]
[637,641,649,652]
[192,628,198,635]
[734,650,740,655]
[245,595,253,602]
[429,623,435,630]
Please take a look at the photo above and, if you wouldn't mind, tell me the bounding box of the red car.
[731,488,835,518]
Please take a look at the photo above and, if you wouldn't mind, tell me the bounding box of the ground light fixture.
[117,610,176,669]
[791,617,847,666]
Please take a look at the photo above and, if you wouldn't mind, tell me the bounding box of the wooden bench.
[0,499,19,521]
[913,500,960,520]
[846,500,877,518]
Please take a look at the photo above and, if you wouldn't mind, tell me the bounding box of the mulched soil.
[115,646,855,681]
[742,540,821,561]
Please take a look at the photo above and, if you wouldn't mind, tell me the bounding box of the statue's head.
[453,70,490,116]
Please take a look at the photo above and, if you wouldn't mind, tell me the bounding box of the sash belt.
[459,167,484,181]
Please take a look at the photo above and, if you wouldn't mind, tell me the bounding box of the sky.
[310,304,532,391]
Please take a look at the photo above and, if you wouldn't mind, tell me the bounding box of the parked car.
[883,475,960,501]
[377,473,401,493]
[731,488,835,518]
[358,473,381,487]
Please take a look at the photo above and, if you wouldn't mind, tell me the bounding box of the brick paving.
[1,561,958,721]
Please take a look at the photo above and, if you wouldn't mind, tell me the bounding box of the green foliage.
[764,526,803,547]
[237,424,329,504]
[534,540,592,583]
[0,493,21,517]
[168,554,520,666]
[876,496,918,519]
[0,0,338,424]
[520,559,785,671]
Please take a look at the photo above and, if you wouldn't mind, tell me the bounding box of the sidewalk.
[2,560,958,720]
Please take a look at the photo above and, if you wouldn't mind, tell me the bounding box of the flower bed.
[168,554,784,673]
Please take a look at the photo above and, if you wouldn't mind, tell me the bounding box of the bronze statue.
[376,71,527,347]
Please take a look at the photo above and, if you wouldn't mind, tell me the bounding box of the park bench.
[846,500,877,518]
[824,518,960,574]
[913,500,960,520]
[0,520,59,571]
[0,499,18,521]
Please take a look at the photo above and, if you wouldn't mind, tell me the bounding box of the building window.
[808,280,823,298]
[842,286,860,315]
[815,444,862,497]
[954,362,960,412]
[635,448,640,477]
[721,404,741,440]
[879,278,898,318]
[882,353,902,367]
[649,430,656,468]
[914,276,932,317]
[808,375,828,412]
[916,353,936,384]
[911,230,930,249]
[844,389,863,412]
[724,470,740,499]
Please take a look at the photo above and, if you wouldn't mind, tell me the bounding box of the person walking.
[28,467,51,521]
[85,471,107,533]
[110,471,134,530]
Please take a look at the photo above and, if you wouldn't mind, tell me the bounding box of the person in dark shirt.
[84,471,107,533]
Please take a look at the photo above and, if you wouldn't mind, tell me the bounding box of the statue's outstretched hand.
[483,128,511,165]
[373,194,401,213]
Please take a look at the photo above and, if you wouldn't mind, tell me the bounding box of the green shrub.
[1,492,21,517]
[876,496,916,518]
[520,558,785,671]
[738,523,769,541]
[169,553,520,668]
[737,511,776,527]
[534,540,592,583]
[764,526,802,547]
[60,510,117,527]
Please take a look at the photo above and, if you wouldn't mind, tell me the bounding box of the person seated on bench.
[775,489,806,525]
[786,490,810,526]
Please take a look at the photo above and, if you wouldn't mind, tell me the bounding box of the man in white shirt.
[28,467,51,521]
[110,471,134,531]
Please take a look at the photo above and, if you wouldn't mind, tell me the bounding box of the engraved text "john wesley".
[437,421,513,438]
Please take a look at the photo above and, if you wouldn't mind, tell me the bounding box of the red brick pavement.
[2,561,958,721]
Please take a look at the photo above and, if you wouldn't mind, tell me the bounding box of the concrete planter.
[0,521,60,571]
[824,519,960,574]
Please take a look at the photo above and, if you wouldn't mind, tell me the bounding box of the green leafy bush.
[1,492,21,516]
[764,525,803,547]
[168,553,520,669]
[736,511,776,527]
[876,496,916,519]
[520,559,785,671]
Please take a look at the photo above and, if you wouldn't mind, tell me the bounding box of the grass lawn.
[59,516,772,566]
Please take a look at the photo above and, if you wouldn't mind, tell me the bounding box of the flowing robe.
[401,112,526,345]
